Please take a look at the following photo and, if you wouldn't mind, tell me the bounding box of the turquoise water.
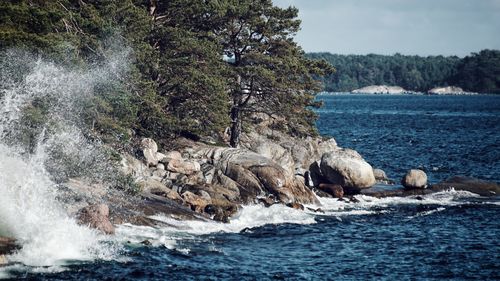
[5,94,500,280]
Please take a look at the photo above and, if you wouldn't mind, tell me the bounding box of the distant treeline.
[307,50,500,93]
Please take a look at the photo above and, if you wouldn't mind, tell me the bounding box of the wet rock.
[361,183,433,198]
[318,183,344,198]
[77,204,115,235]
[430,176,500,196]
[308,161,325,187]
[0,237,18,258]
[402,169,427,189]
[286,202,304,210]
[141,240,152,246]
[181,191,211,213]
[320,149,376,189]
[204,202,239,223]
[258,197,277,207]
[307,207,325,213]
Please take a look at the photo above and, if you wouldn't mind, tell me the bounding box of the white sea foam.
[0,52,126,270]
[114,204,317,249]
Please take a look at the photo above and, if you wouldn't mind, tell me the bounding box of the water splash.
[0,51,128,268]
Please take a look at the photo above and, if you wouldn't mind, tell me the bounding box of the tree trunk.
[229,106,241,148]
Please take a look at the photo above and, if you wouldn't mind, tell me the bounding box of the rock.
[204,202,239,223]
[402,169,427,189]
[427,86,475,95]
[157,163,165,170]
[373,168,388,182]
[258,197,276,207]
[141,138,159,166]
[320,149,376,191]
[0,237,18,257]
[181,191,211,213]
[318,183,344,198]
[77,204,115,235]
[286,202,304,210]
[167,159,201,175]
[159,151,183,164]
[352,85,409,95]
[430,176,500,196]
[0,254,6,265]
[120,153,150,179]
[193,147,319,205]
[309,161,325,187]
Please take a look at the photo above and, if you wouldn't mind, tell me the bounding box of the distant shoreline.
[317,92,496,96]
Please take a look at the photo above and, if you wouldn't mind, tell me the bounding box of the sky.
[273,0,500,57]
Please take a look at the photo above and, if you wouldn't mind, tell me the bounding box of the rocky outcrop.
[427,86,476,95]
[320,149,376,192]
[402,169,427,189]
[352,85,409,95]
[430,176,500,196]
[194,147,320,204]
[77,204,115,235]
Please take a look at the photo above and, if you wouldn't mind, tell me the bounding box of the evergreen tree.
[217,0,332,147]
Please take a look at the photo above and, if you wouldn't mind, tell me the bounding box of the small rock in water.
[141,240,152,246]
[402,169,427,189]
[286,202,304,210]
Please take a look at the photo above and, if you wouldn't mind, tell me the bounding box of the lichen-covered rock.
[320,149,376,190]
[402,169,427,189]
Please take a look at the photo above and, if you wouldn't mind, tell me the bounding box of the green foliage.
[308,51,500,93]
[216,0,333,145]
[450,50,500,94]
[308,53,460,92]
[1,0,331,149]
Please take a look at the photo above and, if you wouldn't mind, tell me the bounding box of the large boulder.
[320,149,376,191]
[77,204,115,235]
[402,169,427,189]
[430,176,500,196]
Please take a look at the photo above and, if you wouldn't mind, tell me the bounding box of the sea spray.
[0,51,129,267]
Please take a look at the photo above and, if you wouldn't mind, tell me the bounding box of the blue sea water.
[5,94,500,280]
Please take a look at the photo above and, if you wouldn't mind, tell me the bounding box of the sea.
[1,93,499,280]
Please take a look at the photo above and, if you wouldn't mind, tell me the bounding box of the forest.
[0,0,332,148]
[308,50,500,93]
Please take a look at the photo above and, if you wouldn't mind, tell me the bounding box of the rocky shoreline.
[1,125,499,264]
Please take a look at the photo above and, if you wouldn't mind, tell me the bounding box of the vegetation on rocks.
[0,0,332,148]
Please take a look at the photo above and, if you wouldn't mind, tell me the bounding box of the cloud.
[274,0,500,56]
